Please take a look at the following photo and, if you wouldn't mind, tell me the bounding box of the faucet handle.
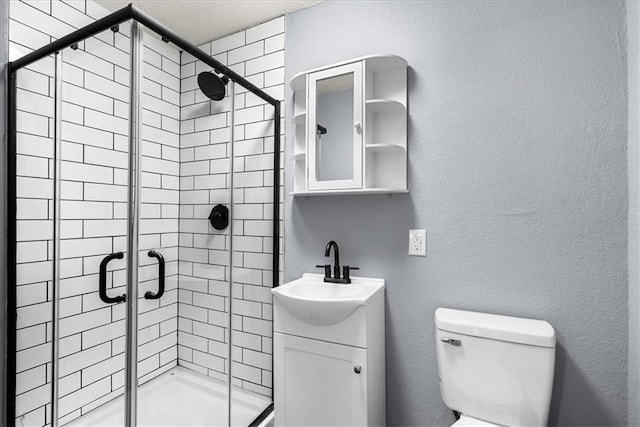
[342,266,359,283]
[316,264,332,279]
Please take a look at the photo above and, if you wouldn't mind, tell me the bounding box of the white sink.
[272,273,384,326]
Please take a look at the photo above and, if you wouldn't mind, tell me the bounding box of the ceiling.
[93,0,322,46]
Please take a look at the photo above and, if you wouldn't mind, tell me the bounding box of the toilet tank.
[435,308,556,427]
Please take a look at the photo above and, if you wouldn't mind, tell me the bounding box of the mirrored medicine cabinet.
[290,55,408,195]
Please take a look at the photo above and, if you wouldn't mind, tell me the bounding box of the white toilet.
[435,307,556,427]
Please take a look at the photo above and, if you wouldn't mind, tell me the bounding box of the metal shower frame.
[6,4,281,426]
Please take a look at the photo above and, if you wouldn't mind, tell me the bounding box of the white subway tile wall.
[11,0,283,423]
[179,17,284,399]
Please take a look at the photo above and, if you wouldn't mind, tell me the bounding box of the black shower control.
[209,204,229,230]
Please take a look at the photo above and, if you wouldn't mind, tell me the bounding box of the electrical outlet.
[409,229,426,256]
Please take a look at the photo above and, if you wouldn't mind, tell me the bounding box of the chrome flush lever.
[440,338,461,346]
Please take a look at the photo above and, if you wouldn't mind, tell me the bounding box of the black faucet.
[316,240,359,284]
[325,240,341,280]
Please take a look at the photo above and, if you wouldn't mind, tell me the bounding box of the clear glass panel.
[230,80,277,424]
[315,72,354,181]
[14,54,56,427]
[56,25,131,426]
[132,26,183,424]
[134,35,231,425]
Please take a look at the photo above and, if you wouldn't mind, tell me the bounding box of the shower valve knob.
[209,204,229,230]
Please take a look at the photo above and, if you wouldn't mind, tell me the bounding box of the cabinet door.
[307,62,363,190]
[274,333,367,426]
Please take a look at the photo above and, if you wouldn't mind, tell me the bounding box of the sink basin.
[272,273,384,326]
[287,281,361,299]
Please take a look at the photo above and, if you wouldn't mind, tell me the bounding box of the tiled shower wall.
[11,0,181,424]
[178,17,284,398]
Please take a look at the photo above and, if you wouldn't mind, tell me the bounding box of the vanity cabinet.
[290,55,408,195]
[274,333,369,425]
[272,274,386,426]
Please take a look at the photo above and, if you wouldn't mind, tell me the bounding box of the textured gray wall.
[284,1,628,425]
[628,0,639,424]
[0,0,8,422]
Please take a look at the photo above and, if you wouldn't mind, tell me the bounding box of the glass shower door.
[55,25,131,426]
[133,44,233,426]
[131,27,183,425]
[230,76,277,426]
[13,53,57,427]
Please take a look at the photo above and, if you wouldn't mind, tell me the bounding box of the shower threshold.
[65,366,271,426]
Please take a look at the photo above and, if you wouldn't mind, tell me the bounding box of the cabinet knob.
[354,365,362,374]
[354,122,362,133]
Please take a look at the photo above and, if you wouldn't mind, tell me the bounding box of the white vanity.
[290,55,408,195]
[272,274,386,426]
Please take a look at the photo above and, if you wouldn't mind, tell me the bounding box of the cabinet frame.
[290,55,408,196]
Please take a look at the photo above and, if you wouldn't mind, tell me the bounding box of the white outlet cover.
[409,229,426,256]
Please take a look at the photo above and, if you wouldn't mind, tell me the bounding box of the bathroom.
[0,0,637,425]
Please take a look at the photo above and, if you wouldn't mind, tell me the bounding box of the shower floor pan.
[66,366,271,426]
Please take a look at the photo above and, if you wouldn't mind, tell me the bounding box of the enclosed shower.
[8,4,280,426]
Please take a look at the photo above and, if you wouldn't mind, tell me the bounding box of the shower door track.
[7,4,281,426]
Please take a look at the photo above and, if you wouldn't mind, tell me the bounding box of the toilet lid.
[452,415,503,427]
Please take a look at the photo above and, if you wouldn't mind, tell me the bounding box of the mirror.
[315,72,354,181]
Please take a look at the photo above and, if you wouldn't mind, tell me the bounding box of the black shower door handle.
[145,250,165,300]
[99,252,126,304]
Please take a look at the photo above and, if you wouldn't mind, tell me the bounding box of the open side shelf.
[293,111,306,126]
[365,145,406,190]
[365,99,405,112]
[365,143,405,153]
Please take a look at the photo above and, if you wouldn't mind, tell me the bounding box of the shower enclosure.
[8,5,280,426]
